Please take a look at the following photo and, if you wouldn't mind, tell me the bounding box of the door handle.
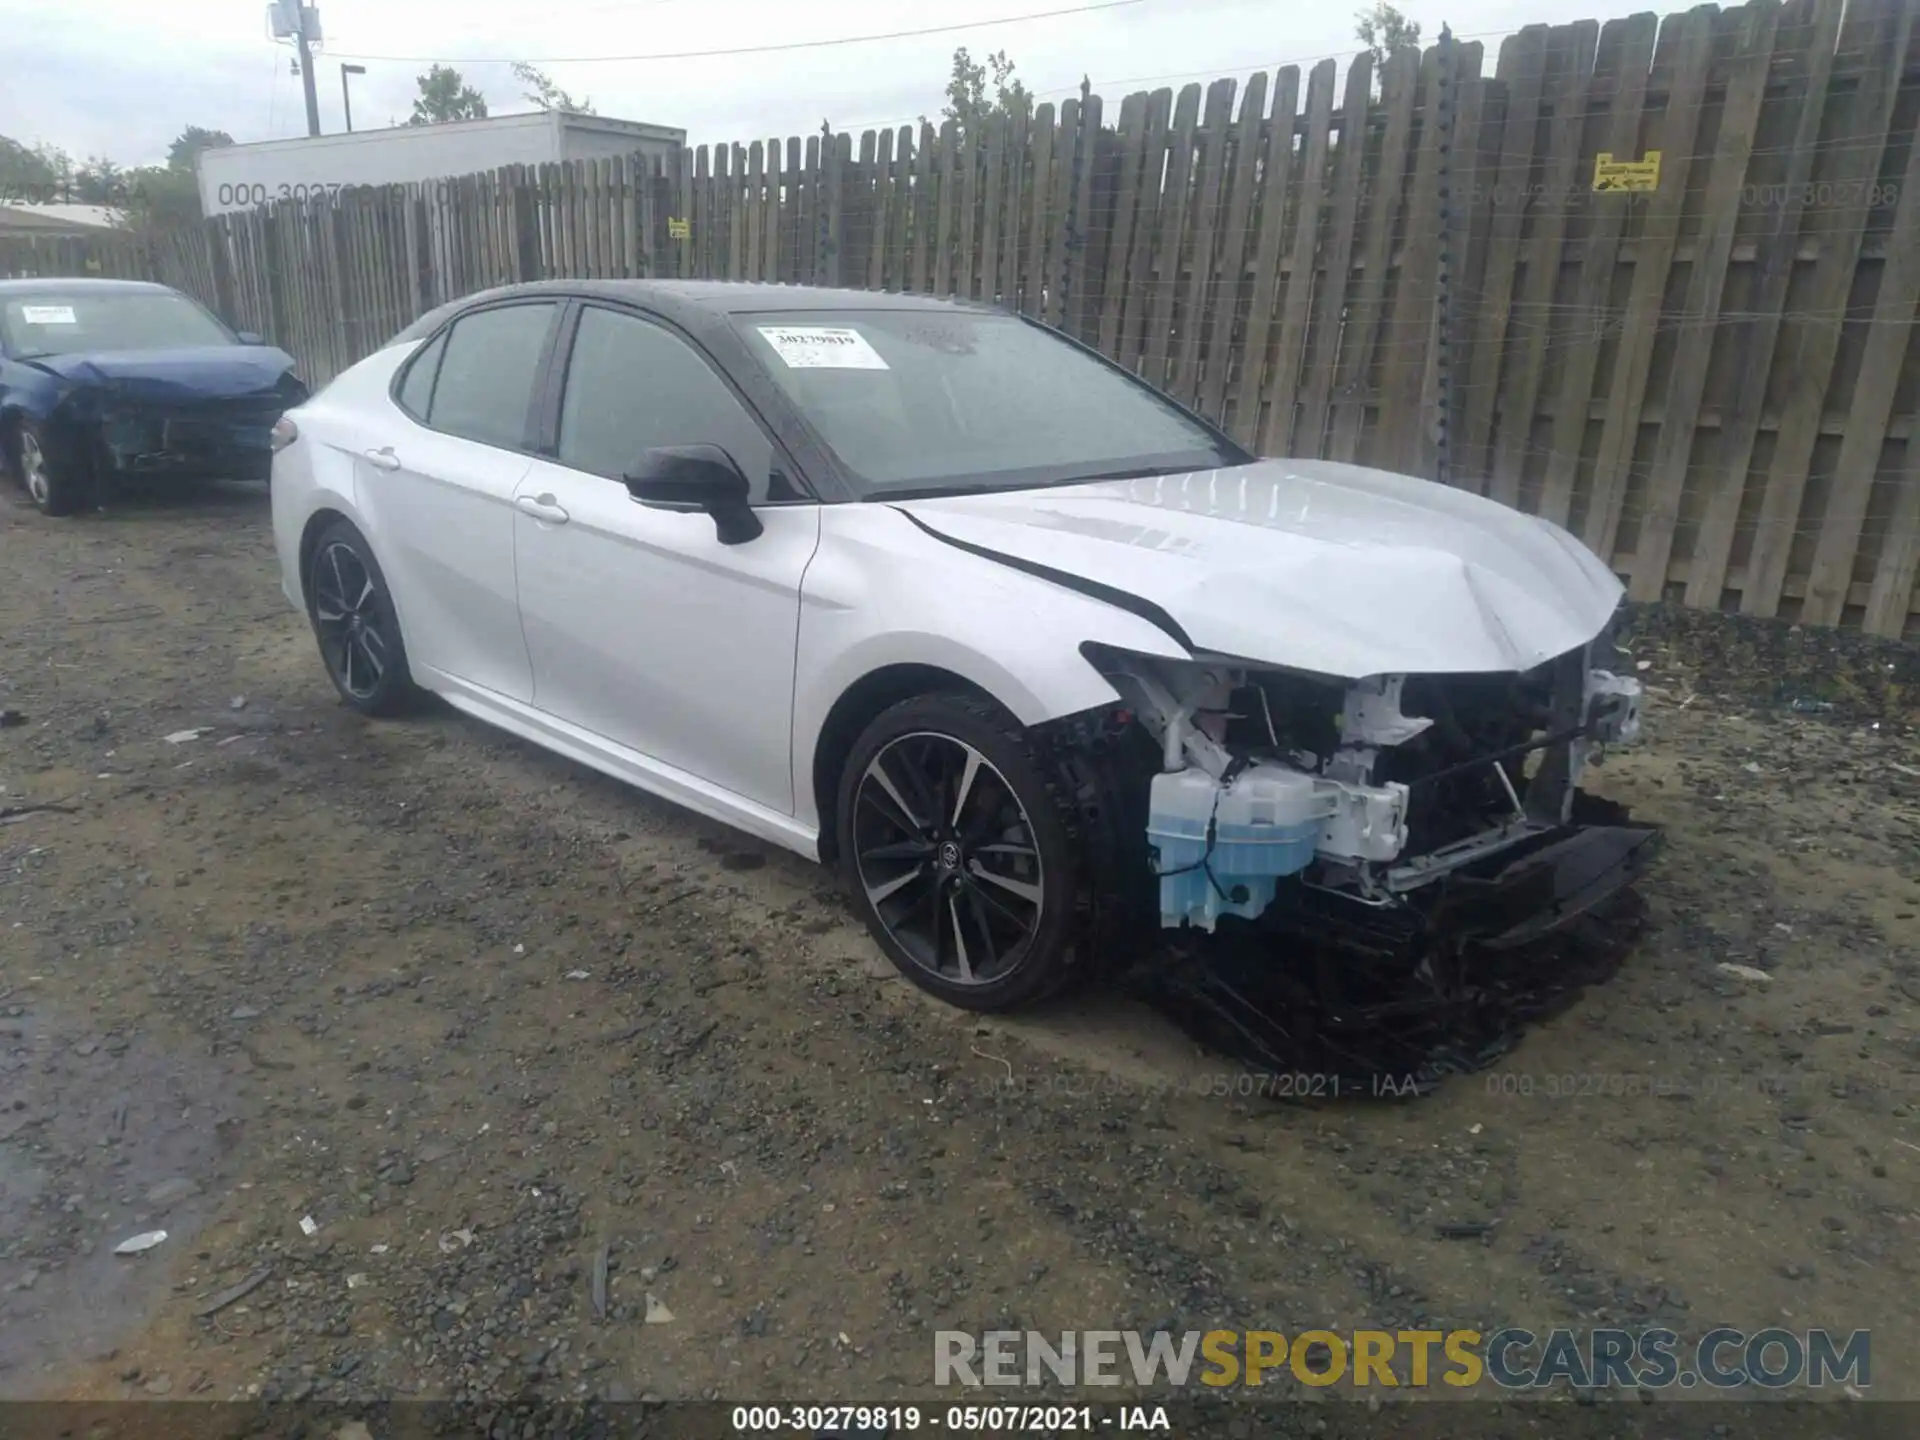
[363,446,401,472]
[515,494,570,524]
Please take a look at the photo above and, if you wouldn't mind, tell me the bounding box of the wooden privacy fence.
[2,0,1917,637]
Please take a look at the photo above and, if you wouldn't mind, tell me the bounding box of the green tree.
[119,167,205,231]
[0,136,63,199]
[167,126,234,172]
[511,61,594,115]
[71,156,125,205]
[37,144,75,192]
[1,133,216,231]
[1355,2,1422,90]
[938,46,1031,141]
[86,127,234,232]
[409,65,489,125]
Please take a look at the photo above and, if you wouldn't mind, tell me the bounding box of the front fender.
[1,361,84,429]
[791,505,1193,833]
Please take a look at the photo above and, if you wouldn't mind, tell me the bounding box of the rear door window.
[424,303,558,451]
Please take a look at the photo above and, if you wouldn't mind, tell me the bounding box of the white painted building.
[196,112,686,218]
[0,203,121,236]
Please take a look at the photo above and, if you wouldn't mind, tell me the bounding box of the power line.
[325,0,1145,65]
[834,28,1516,135]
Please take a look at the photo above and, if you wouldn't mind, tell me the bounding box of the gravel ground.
[1,480,1917,1432]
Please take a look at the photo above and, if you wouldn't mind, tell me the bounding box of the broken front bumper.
[97,406,280,479]
[1423,810,1661,950]
[1125,798,1663,1093]
[1350,651,1648,897]
[1250,795,1660,964]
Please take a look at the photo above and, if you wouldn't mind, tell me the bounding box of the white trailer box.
[198,112,684,216]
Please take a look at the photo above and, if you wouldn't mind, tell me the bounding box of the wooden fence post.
[505,167,532,282]
[1065,83,1102,345]
[208,219,237,326]
[823,128,847,288]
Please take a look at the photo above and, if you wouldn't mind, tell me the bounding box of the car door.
[358,300,559,702]
[512,303,821,814]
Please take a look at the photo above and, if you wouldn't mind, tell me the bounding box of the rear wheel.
[836,693,1084,1012]
[305,520,419,717]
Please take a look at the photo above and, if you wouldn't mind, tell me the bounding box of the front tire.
[305,520,419,717]
[17,422,85,517]
[836,693,1084,1012]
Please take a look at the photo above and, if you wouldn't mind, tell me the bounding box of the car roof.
[512,279,995,317]
[378,278,1006,353]
[388,278,1001,348]
[0,277,178,296]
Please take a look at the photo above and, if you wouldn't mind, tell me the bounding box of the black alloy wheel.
[306,520,418,716]
[838,693,1082,1011]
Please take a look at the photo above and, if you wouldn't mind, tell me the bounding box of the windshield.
[1,290,235,359]
[733,309,1244,498]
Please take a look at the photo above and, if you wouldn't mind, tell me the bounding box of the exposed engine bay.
[1083,634,1646,931]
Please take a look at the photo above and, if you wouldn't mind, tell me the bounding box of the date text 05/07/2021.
[729,1405,1170,1433]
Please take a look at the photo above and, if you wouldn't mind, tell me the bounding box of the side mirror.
[623,444,764,545]
[236,330,264,346]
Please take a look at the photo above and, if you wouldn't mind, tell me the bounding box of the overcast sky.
[3,0,1670,167]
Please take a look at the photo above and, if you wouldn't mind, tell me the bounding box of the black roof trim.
[390,280,998,344]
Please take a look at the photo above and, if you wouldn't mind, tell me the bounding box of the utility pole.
[295,4,322,136]
[341,63,366,132]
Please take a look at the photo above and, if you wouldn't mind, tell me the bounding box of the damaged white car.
[270,281,1655,1012]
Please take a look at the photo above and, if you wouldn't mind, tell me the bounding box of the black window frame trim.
[386,296,568,458]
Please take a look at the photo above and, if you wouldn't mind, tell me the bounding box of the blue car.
[0,277,308,516]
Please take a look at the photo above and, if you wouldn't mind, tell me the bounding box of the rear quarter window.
[395,332,447,420]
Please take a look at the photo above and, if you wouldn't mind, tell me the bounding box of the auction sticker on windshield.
[20,305,78,325]
[757,325,889,370]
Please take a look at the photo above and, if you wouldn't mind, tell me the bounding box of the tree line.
[0,126,232,228]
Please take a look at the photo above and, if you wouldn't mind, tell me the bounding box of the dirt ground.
[2,479,1917,1431]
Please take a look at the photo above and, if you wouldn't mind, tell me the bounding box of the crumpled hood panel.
[894,459,1625,678]
[28,345,299,401]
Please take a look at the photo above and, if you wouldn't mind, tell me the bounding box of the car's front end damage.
[894,461,1659,1035]
[835,455,1660,1048]
[88,390,302,480]
[1047,627,1658,1083]
[10,348,307,485]
[1099,636,1648,926]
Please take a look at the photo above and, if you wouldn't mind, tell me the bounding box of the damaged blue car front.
[0,278,308,516]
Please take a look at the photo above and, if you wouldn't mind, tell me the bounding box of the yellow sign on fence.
[668,217,690,240]
[1593,151,1661,192]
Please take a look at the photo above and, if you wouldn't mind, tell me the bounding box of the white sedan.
[270,281,1652,1012]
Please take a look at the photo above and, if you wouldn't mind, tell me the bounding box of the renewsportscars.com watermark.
[934,1328,1871,1391]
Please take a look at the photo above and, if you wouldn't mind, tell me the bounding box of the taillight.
[270,417,299,452]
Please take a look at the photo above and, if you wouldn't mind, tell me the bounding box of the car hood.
[892,459,1624,678]
[22,346,300,401]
